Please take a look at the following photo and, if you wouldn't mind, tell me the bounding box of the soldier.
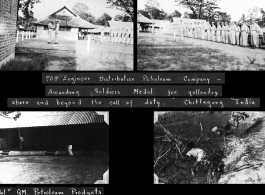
[47,19,55,44]
[222,22,228,44]
[216,22,221,43]
[110,28,113,42]
[240,22,249,47]
[130,28,133,45]
[220,22,224,43]
[211,22,216,42]
[54,20,60,44]
[197,22,201,39]
[230,22,236,45]
[126,29,131,45]
[180,19,184,41]
[235,23,240,45]
[227,22,231,44]
[100,27,105,44]
[192,22,196,38]
[250,20,260,48]
[201,22,205,40]
[207,21,212,41]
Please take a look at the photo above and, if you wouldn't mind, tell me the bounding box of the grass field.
[0,155,108,184]
[138,35,265,71]
[0,38,133,71]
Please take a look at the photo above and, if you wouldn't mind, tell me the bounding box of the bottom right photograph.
[154,111,265,184]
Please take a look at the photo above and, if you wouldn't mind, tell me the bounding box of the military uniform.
[216,23,221,43]
[250,22,260,47]
[54,21,59,44]
[240,23,249,46]
[48,21,54,43]
[235,24,240,45]
[211,23,216,41]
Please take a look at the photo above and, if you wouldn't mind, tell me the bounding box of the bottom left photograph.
[0,111,109,184]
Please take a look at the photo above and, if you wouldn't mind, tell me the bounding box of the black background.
[0,0,264,188]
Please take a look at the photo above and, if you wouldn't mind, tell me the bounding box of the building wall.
[0,0,18,67]
[0,123,109,151]
[36,25,78,41]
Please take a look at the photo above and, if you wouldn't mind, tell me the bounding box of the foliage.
[72,3,90,15]
[106,0,134,21]
[175,0,220,20]
[18,0,41,29]
[214,11,231,22]
[166,10,182,21]
[138,10,151,19]
[158,111,209,124]
[145,5,167,20]
[72,3,96,24]
[114,14,132,22]
[0,54,48,71]
[95,13,112,26]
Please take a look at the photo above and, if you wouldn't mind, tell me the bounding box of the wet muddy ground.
[0,155,108,184]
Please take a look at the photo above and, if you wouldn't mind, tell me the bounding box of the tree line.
[139,0,265,27]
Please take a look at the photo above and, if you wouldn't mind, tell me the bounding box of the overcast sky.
[20,0,124,20]
[138,0,265,21]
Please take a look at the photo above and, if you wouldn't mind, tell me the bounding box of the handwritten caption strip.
[0,187,103,195]
[8,98,259,108]
[6,73,260,108]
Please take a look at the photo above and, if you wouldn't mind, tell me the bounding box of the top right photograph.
[137,0,265,71]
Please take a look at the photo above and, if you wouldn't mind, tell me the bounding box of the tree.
[106,0,134,21]
[175,0,220,20]
[18,0,41,29]
[79,12,96,24]
[166,10,182,21]
[72,3,90,16]
[145,0,160,8]
[114,14,132,22]
[246,7,263,21]
[72,3,96,24]
[0,112,21,121]
[214,11,231,22]
[95,13,112,26]
[145,5,167,20]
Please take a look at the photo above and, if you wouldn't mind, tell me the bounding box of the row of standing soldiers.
[173,20,263,48]
[109,28,134,45]
[78,28,134,45]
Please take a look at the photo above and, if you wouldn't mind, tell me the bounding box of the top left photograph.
[0,0,134,71]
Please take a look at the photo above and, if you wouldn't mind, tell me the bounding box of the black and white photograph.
[0,0,134,71]
[0,111,109,184]
[138,0,265,71]
[154,111,265,184]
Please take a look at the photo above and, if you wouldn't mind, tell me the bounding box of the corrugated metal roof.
[0,112,105,129]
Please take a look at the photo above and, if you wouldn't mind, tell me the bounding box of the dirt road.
[0,156,108,184]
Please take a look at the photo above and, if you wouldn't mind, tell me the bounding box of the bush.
[0,54,48,71]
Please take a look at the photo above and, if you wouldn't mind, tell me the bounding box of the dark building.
[0,111,109,153]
